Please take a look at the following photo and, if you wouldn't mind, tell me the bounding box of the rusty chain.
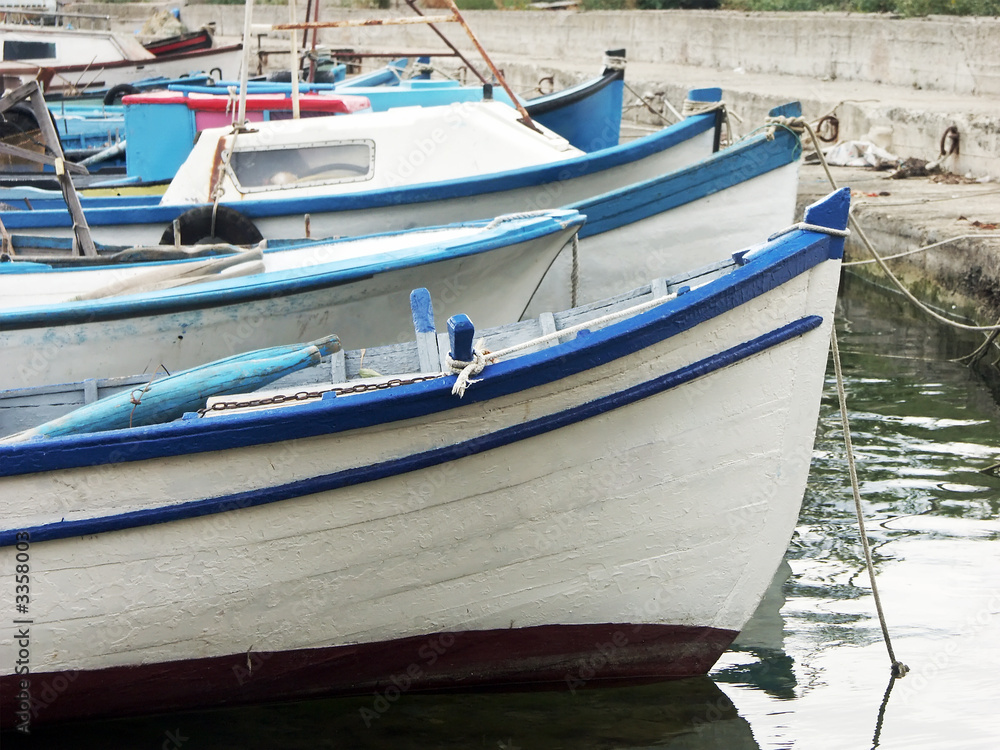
[197,374,443,416]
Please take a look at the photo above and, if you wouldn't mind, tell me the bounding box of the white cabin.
[159,101,586,206]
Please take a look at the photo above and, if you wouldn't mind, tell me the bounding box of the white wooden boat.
[0,210,582,390]
[0,88,727,246]
[0,24,243,97]
[0,189,850,727]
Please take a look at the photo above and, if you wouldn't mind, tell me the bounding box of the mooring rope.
[795,116,913,677]
[797,116,1000,333]
[570,233,579,308]
[843,233,1000,267]
[621,81,683,124]
[446,288,677,397]
[830,328,909,678]
[682,98,740,146]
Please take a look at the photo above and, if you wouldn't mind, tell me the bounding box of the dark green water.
[16,273,1000,748]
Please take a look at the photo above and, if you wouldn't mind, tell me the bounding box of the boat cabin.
[159,100,585,205]
[123,91,373,182]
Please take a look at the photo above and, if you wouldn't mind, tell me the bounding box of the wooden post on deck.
[0,81,96,256]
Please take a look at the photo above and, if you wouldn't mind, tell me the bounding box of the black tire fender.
[103,83,141,106]
[159,205,264,246]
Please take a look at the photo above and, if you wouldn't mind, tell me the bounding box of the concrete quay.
[70,5,1000,323]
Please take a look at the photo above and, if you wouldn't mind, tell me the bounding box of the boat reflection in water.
[20,676,760,750]
[714,558,798,700]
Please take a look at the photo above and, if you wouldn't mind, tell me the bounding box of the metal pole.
[438,0,536,129]
[289,0,300,119]
[403,0,486,85]
[236,0,255,128]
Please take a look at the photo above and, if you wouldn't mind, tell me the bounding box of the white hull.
[528,160,801,314]
[2,237,840,675]
[24,129,716,248]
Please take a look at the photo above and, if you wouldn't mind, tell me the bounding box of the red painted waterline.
[0,622,736,728]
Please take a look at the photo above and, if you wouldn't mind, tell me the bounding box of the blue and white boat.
[0,210,583,389]
[1,96,804,314]
[0,189,849,728]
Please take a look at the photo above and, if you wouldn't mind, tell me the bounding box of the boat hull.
[0,205,845,725]
[0,111,722,246]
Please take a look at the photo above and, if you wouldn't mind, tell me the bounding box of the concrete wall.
[146,6,1000,97]
[81,5,1000,97]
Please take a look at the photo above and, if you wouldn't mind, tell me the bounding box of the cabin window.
[228,139,375,192]
[3,41,57,61]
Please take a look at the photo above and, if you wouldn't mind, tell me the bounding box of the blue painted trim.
[0,212,584,330]
[448,315,475,362]
[410,288,434,334]
[0,315,822,546]
[521,68,623,116]
[0,215,844,478]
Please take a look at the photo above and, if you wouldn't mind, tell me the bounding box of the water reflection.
[20,677,759,750]
[715,271,1000,749]
[715,560,797,700]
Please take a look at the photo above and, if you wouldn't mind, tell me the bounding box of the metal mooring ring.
[939,125,960,156]
[816,114,840,143]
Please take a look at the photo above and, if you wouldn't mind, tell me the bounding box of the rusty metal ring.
[816,114,840,143]
[537,75,554,96]
[939,125,960,156]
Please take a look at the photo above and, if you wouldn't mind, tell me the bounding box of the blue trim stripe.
[0,315,822,547]
[0,226,841,477]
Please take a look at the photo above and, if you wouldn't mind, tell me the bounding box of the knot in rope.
[681,99,727,118]
[603,54,627,71]
[447,342,489,398]
[765,115,806,139]
[682,99,739,147]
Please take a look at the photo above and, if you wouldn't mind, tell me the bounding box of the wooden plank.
[19,81,97,257]
[330,349,347,383]
[0,141,89,174]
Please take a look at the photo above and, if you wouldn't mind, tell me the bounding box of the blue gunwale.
[0,190,849,482]
[0,211,585,330]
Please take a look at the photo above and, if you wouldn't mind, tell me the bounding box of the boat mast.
[236,0,255,129]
